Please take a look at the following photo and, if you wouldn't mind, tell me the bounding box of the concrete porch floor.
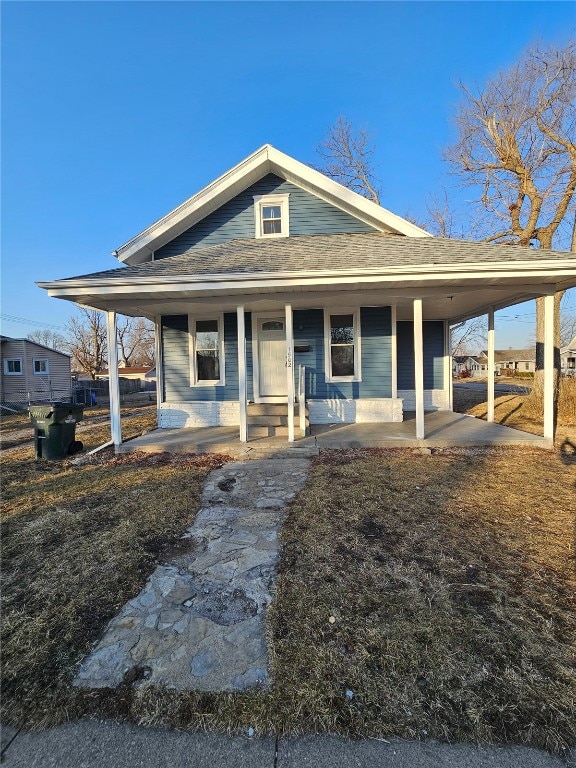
[119,411,552,458]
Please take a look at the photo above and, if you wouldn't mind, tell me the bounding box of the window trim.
[188,313,225,387]
[33,358,49,375]
[253,193,290,239]
[324,308,362,382]
[4,358,23,376]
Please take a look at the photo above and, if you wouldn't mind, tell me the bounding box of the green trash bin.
[29,403,85,460]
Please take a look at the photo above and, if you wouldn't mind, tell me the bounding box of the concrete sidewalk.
[1,720,573,767]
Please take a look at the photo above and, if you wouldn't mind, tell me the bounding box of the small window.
[189,316,225,386]
[34,358,49,374]
[4,358,22,376]
[325,310,361,381]
[253,194,290,239]
[262,206,282,235]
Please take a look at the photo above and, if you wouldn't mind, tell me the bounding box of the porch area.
[118,410,551,458]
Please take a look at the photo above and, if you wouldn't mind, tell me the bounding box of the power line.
[0,314,67,331]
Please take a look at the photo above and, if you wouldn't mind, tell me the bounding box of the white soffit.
[113,145,431,265]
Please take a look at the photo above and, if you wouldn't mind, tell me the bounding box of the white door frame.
[252,311,288,403]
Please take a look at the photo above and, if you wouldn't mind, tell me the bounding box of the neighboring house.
[452,356,469,376]
[452,355,488,377]
[561,335,576,376]
[477,349,536,375]
[38,144,576,444]
[0,336,72,407]
[95,365,155,390]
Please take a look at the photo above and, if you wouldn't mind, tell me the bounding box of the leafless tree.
[64,308,107,378]
[27,329,68,353]
[560,309,576,347]
[451,317,488,356]
[445,42,576,411]
[117,317,155,367]
[317,117,381,204]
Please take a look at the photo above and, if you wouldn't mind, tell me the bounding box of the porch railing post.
[237,305,247,443]
[285,304,295,442]
[487,307,495,423]
[413,298,424,440]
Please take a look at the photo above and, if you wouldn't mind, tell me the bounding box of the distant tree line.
[28,309,155,379]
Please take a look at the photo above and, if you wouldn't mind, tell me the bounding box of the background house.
[560,335,576,376]
[1,336,72,409]
[479,349,536,375]
[95,364,156,391]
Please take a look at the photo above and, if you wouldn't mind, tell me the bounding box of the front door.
[258,317,287,400]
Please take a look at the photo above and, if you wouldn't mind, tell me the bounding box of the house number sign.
[286,349,293,368]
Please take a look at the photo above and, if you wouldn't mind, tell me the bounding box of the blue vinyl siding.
[162,313,253,401]
[292,307,392,399]
[155,174,376,258]
[397,321,445,389]
[161,310,443,403]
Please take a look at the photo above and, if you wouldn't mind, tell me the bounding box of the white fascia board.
[38,257,576,295]
[113,144,432,265]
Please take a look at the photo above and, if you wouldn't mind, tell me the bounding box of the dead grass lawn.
[1,439,575,754]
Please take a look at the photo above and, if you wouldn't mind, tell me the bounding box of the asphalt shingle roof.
[60,232,574,283]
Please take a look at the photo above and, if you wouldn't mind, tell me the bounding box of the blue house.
[39,145,575,446]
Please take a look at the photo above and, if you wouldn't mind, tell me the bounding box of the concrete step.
[247,415,302,427]
[247,403,307,417]
[247,425,309,438]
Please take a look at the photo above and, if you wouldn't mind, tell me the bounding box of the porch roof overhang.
[38,233,576,324]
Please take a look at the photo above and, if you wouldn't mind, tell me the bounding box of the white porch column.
[285,303,295,443]
[487,307,495,423]
[443,320,452,411]
[237,306,248,443]
[106,311,122,448]
[153,317,163,412]
[543,294,555,442]
[391,305,398,399]
[413,298,424,440]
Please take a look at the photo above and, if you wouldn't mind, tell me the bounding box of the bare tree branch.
[317,117,381,204]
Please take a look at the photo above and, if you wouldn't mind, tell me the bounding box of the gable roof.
[561,335,576,354]
[114,145,431,266]
[479,349,535,363]
[0,336,71,358]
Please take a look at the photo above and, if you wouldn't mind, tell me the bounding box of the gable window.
[324,309,361,381]
[34,358,49,374]
[253,194,290,239]
[4,358,23,376]
[189,315,225,386]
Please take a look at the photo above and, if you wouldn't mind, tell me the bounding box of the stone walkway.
[74,458,310,691]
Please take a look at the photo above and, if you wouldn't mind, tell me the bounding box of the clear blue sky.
[2,1,574,348]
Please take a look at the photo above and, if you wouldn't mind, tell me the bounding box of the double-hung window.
[4,358,23,376]
[189,315,225,386]
[253,194,290,239]
[34,358,49,374]
[325,310,361,381]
